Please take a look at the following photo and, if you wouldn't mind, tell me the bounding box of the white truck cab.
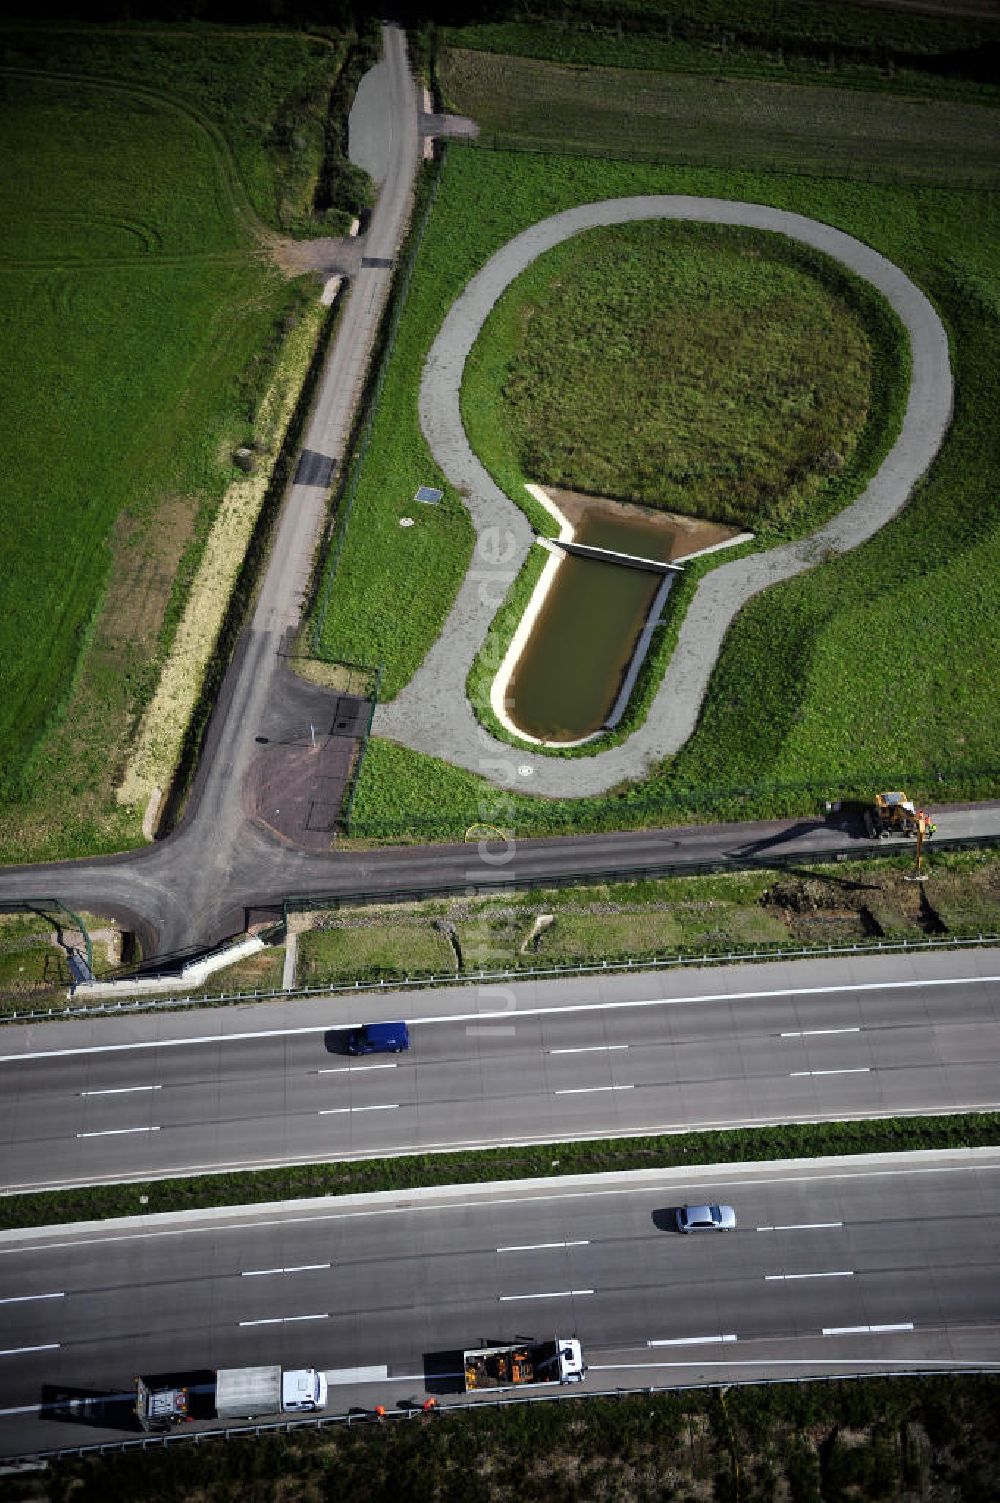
[281,1368,328,1411]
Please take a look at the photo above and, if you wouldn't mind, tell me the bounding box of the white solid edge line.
[780,1028,862,1038]
[548,1045,630,1055]
[5,973,998,1061]
[648,1335,738,1347]
[238,1314,329,1327]
[318,1105,400,1115]
[498,1289,595,1301]
[0,1344,60,1357]
[554,1085,634,1096]
[789,1068,871,1077]
[757,1223,844,1232]
[0,1292,64,1305]
[823,1323,914,1336]
[241,1264,331,1277]
[79,1085,162,1096]
[594,1355,980,1372]
[765,1270,854,1281]
[76,1126,161,1138]
[318,1064,398,1073]
[497,1241,590,1252]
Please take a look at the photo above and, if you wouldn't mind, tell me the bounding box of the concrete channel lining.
[373,196,953,798]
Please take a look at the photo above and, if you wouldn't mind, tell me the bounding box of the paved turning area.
[243,695,368,852]
[375,196,953,796]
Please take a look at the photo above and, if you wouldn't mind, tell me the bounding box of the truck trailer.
[463,1337,585,1392]
[136,1365,328,1430]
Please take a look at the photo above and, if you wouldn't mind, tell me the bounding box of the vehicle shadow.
[420,1349,466,1396]
[39,1384,142,1433]
[324,1028,354,1055]
[651,1209,681,1234]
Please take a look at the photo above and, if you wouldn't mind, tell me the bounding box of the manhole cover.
[518,764,534,777]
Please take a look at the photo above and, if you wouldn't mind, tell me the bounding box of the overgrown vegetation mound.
[465,220,875,533]
[6,1374,1000,1501]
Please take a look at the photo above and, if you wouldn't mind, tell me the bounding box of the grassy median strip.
[3,1112,998,1232]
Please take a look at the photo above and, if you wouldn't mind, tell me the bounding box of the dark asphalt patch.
[294,449,336,487]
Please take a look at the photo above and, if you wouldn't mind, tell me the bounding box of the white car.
[675,1203,736,1233]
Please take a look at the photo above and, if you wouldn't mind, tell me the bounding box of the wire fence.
[5,930,998,1027]
[10,1364,1000,1466]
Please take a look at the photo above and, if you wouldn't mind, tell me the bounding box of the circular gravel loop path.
[374,196,953,796]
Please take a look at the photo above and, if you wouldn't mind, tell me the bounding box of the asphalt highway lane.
[2,953,999,1190]
[1,1154,998,1457]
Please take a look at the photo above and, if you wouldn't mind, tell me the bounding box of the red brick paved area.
[244,697,368,852]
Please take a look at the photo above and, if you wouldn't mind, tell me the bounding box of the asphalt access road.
[1,802,998,967]
[1,1152,998,1457]
[2,948,998,1192]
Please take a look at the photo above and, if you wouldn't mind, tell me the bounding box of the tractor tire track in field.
[0,66,263,238]
[0,63,340,275]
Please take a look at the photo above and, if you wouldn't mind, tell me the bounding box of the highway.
[1,1152,998,1457]
[2,949,998,1191]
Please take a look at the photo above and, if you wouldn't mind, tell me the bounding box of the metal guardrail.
[8,1364,1000,1465]
[3,931,998,1025]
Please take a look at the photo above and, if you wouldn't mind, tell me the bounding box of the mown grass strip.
[439,49,1000,189]
[4,1112,997,1232]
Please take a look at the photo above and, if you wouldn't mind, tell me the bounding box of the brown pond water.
[505,488,745,742]
[547,486,743,562]
[507,553,663,742]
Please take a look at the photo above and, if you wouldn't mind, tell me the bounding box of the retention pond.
[503,489,746,744]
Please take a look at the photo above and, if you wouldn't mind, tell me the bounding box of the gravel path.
[374,195,952,797]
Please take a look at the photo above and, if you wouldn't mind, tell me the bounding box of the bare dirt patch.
[547,485,746,562]
[270,232,362,280]
[110,496,198,652]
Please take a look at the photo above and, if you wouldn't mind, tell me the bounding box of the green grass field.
[440,16,1000,105]
[297,921,457,985]
[438,47,1000,188]
[0,37,328,860]
[325,138,1000,839]
[462,219,877,533]
[443,0,1000,67]
[0,25,348,231]
[287,851,999,987]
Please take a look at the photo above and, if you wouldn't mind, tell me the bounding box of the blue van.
[347,1021,410,1056]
